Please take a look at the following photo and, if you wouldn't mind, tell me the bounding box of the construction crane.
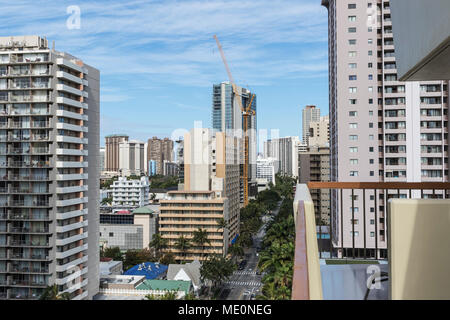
[213,35,255,206]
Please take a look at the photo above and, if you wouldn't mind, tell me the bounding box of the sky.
[0,0,330,149]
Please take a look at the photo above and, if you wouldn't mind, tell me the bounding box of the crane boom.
[213,35,235,85]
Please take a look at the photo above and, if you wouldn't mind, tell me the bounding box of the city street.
[218,200,282,300]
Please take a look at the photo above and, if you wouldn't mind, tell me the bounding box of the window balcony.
[292,182,450,300]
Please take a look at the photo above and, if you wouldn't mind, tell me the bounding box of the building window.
[349,39,356,45]
[369,159,374,164]
[348,51,357,57]
[369,123,373,128]
[350,147,358,153]
[350,231,360,236]
[350,171,359,177]
[370,232,375,237]
[349,123,358,129]
[350,159,358,165]
[369,110,373,116]
[349,135,358,140]
[349,111,358,116]
[109,232,114,237]
[349,75,357,81]
[370,171,374,176]
[369,135,374,140]
[368,39,373,44]
[348,3,356,9]
[368,74,373,80]
[368,86,373,92]
[349,87,357,93]
[348,16,356,22]
[368,62,373,68]
[348,27,357,33]
[349,99,357,104]
[369,99,373,104]
[349,63,357,69]
[369,147,374,152]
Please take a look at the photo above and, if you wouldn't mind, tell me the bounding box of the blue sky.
[0,0,329,149]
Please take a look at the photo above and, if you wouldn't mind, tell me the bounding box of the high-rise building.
[100,147,105,172]
[264,136,300,178]
[212,82,257,203]
[0,35,100,299]
[105,134,128,172]
[147,137,173,176]
[308,115,330,147]
[322,0,449,258]
[118,140,145,176]
[159,128,241,261]
[298,145,331,224]
[302,105,321,145]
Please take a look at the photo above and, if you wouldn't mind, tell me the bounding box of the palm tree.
[192,228,210,259]
[228,242,244,263]
[175,235,191,262]
[216,218,228,231]
[39,285,71,300]
[149,234,169,258]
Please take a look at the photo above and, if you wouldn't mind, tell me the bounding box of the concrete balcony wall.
[389,199,450,299]
[292,184,322,300]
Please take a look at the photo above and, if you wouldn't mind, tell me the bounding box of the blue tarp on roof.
[123,262,168,279]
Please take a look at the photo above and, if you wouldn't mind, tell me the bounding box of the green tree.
[101,246,123,261]
[174,235,191,262]
[200,255,236,293]
[145,291,178,300]
[160,252,176,265]
[123,248,155,270]
[149,234,169,258]
[39,285,71,300]
[192,228,210,259]
[228,242,244,263]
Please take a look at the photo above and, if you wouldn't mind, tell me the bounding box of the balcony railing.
[292,182,450,300]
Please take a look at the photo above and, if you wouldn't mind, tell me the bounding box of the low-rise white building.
[112,176,150,208]
[256,156,277,185]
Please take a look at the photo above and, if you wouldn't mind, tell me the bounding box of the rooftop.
[123,262,168,280]
[136,279,192,294]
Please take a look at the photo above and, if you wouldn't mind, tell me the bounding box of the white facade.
[0,35,100,300]
[256,156,276,185]
[118,140,145,176]
[264,136,300,178]
[112,176,149,208]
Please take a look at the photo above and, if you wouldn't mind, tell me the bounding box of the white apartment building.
[256,156,276,185]
[0,35,100,300]
[118,140,145,177]
[111,176,149,208]
[322,0,449,258]
[264,136,300,178]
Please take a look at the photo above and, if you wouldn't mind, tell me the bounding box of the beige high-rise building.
[147,137,173,175]
[322,0,449,258]
[302,105,321,145]
[308,115,330,147]
[105,134,128,172]
[159,128,240,261]
[0,36,100,300]
[298,145,331,224]
[118,140,145,176]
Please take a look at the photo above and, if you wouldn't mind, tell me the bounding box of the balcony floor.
[320,261,389,300]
